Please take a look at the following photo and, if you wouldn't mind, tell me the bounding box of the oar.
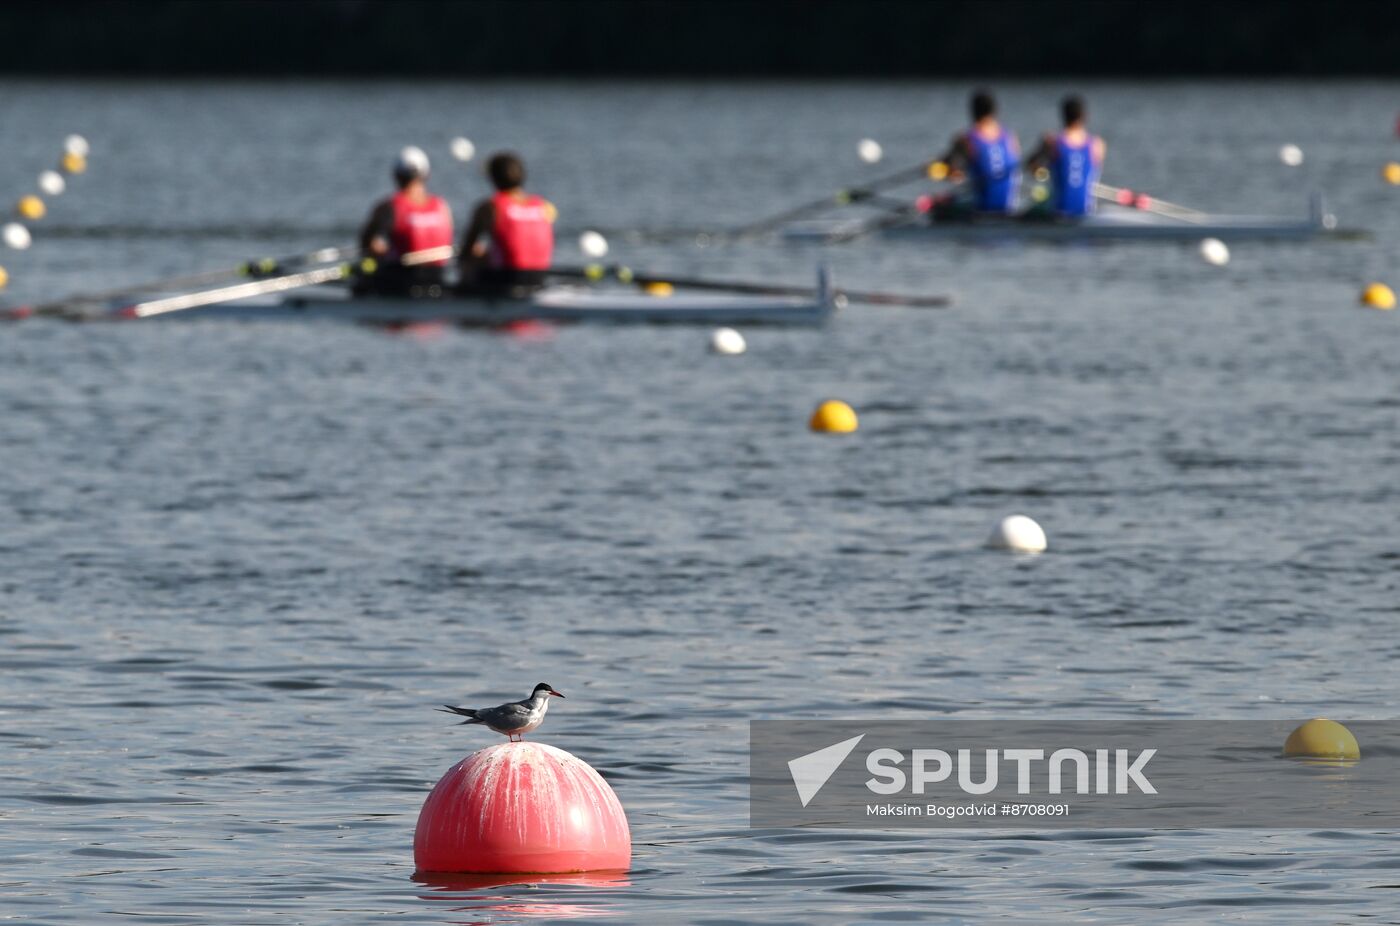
[551,263,951,308]
[730,160,945,236]
[113,244,457,320]
[398,245,457,266]
[1093,182,1208,223]
[19,245,355,317]
[115,263,362,318]
[820,206,923,244]
[815,184,958,243]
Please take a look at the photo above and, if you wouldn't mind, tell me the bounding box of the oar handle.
[399,244,458,266]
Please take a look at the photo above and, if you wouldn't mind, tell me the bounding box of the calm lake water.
[2,79,1400,924]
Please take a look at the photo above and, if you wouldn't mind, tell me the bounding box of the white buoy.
[64,134,90,158]
[1279,144,1304,167]
[450,136,476,163]
[1199,237,1230,266]
[709,327,746,355]
[987,515,1047,553]
[579,230,609,258]
[37,170,66,196]
[2,222,32,251]
[858,138,884,164]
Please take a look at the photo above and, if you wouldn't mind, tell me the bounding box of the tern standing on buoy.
[439,682,565,741]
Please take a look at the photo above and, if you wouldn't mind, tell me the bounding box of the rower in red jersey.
[357,146,455,296]
[458,151,556,295]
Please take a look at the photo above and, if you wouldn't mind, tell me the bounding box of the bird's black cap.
[534,682,564,697]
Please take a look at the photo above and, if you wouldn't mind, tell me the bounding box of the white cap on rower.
[394,145,431,182]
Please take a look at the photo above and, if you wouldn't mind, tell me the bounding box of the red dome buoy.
[414,741,630,874]
[413,869,632,892]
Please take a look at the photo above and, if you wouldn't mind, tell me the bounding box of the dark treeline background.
[4,0,1399,77]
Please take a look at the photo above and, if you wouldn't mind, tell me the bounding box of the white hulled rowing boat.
[101,267,838,327]
[784,196,1358,244]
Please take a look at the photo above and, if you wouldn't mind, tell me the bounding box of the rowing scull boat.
[93,266,838,327]
[784,195,1360,244]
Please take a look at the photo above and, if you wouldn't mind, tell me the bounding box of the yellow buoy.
[1383,162,1400,186]
[16,195,45,220]
[644,281,673,297]
[928,161,949,181]
[61,152,87,174]
[1361,282,1396,310]
[809,399,858,434]
[1283,718,1359,760]
[0,265,8,290]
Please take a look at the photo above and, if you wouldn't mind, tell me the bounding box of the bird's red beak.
[549,689,565,698]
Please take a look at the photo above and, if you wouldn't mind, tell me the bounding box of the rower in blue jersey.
[931,90,1022,219]
[1026,95,1106,218]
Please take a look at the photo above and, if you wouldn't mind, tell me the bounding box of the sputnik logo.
[788,734,865,806]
